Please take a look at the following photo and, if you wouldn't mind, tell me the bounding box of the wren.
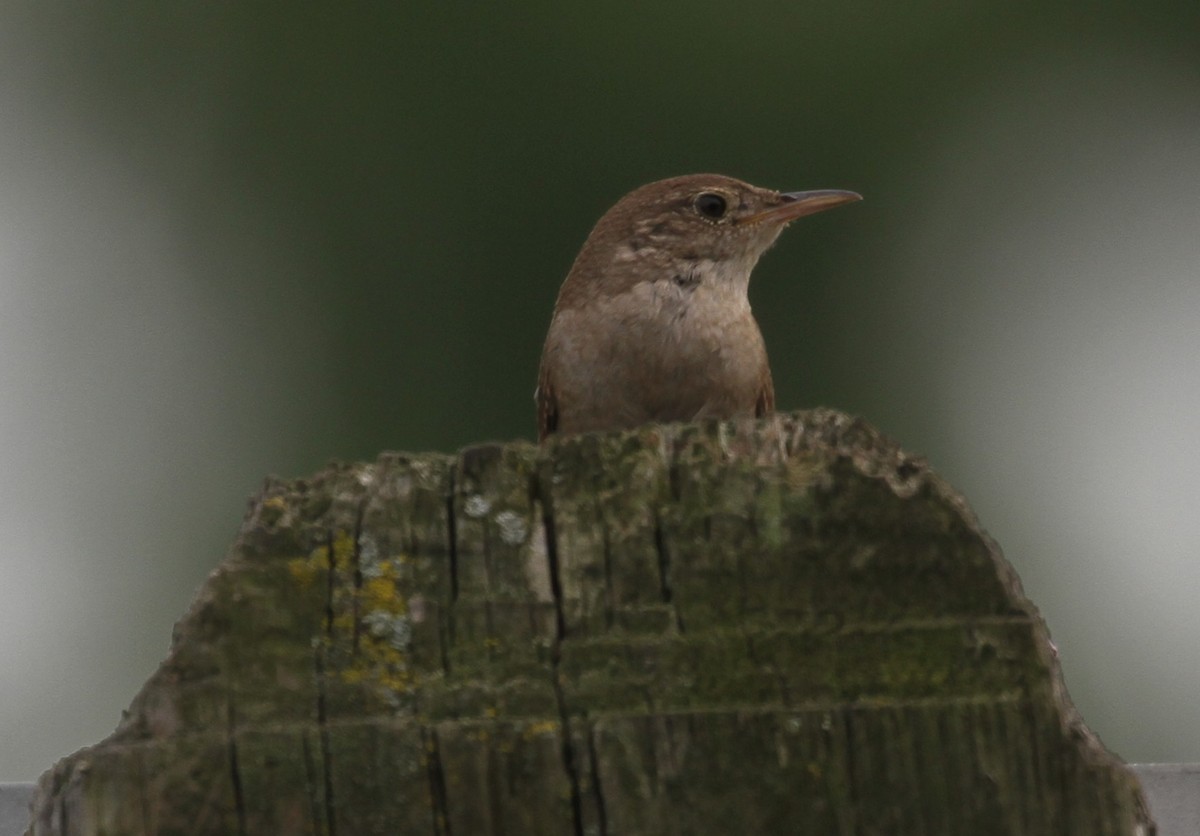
[536,174,860,440]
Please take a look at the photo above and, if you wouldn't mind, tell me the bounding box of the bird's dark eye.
[694,192,727,220]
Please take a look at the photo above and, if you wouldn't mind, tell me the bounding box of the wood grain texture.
[28,410,1153,835]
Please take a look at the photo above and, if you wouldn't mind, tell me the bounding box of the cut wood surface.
[28,410,1154,835]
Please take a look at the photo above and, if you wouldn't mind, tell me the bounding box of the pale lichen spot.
[464,495,491,518]
[410,458,439,482]
[359,533,380,566]
[391,472,413,499]
[409,594,428,623]
[495,510,528,545]
[364,610,412,650]
[354,466,377,488]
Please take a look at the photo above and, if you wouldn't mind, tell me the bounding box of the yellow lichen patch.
[337,550,418,706]
[363,573,405,612]
[287,548,327,587]
[258,495,289,527]
[286,533,355,587]
[286,534,421,708]
[330,531,356,567]
[346,627,415,697]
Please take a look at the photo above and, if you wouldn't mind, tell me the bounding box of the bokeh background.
[2,4,1198,779]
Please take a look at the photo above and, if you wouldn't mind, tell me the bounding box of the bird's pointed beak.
[741,189,862,225]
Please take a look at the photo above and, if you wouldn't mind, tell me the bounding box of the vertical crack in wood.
[315,544,339,836]
[446,468,459,605]
[423,726,453,836]
[653,516,684,633]
[541,489,567,644]
[444,467,458,675]
[351,501,365,654]
[537,475,586,836]
[323,531,336,639]
[227,740,247,835]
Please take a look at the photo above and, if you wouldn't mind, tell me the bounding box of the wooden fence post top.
[28,410,1154,835]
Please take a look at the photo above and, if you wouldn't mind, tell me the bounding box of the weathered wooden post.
[27,410,1153,834]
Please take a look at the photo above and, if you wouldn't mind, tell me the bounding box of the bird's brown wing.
[755,369,775,418]
[535,367,559,441]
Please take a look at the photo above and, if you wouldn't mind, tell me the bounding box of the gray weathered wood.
[26,410,1154,834]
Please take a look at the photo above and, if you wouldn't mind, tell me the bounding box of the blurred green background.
[2,3,1198,778]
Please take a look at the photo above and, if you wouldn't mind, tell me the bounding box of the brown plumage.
[536,174,859,441]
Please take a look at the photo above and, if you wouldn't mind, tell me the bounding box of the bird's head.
[559,173,860,304]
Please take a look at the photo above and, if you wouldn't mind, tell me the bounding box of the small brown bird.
[536,174,860,440]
